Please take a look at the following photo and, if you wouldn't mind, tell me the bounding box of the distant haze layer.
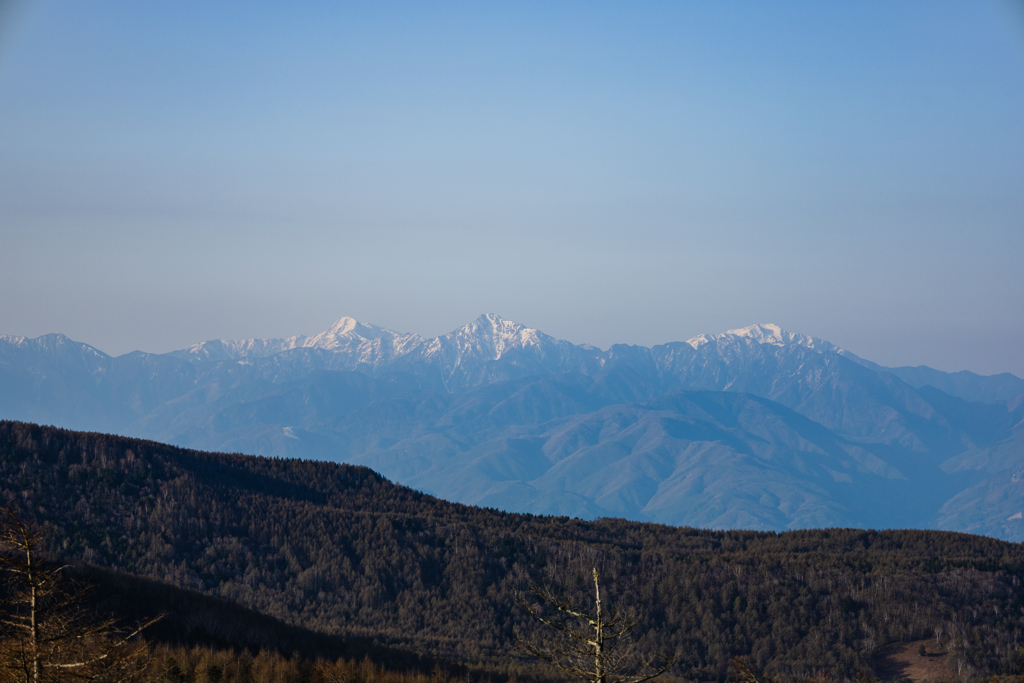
[0,2,1021,375]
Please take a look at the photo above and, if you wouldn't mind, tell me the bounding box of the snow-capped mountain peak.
[174,335,308,362]
[727,323,841,351]
[299,317,426,369]
[469,313,544,358]
[306,317,420,348]
[164,315,866,386]
[685,323,846,355]
[326,317,360,335]
[727,323,788,344]
[426,314,541,366]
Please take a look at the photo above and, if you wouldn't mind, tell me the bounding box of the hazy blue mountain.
[363,390,943,531]
[849,357,1024,404]
[931,394,1024,540]
[0,333,114,430]
[2,316,1022,538]
[648,329,971,457]
[0,333,196,432]
[169,313,603,391]
[164,318,1013,457]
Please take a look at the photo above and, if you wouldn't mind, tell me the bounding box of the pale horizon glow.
[1,1,1022,377]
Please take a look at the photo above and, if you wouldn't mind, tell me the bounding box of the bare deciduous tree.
[0,509,159,683]
[516,568,677,683]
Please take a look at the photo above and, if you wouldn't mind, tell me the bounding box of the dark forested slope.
[4,420,1024,679]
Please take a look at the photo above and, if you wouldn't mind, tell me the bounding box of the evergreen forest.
[3,420,1024,681]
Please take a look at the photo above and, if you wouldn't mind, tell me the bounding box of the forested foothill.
[0,543,498,682]
[4,420,1024,681]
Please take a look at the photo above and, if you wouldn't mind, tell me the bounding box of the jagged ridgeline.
[4,420,1024,679]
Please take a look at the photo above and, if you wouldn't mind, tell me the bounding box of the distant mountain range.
[3,314,1023,538]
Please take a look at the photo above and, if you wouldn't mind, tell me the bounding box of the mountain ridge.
[2,315,1022,538]
[10,317,1016,401]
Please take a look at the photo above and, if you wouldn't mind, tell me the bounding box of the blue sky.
[1,1,1022,376]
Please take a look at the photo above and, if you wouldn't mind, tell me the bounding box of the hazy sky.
[1,1,1022,376]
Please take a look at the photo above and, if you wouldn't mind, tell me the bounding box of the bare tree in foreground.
[516,568,678,683]
[0,509,160,683]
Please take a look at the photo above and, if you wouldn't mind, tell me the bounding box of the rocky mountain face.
[2,315,1022,538]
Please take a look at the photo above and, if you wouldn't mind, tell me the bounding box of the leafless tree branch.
[515,567,678,683]
[0,508,161,683]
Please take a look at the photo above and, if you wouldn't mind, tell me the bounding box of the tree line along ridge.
[2,420,1024,681]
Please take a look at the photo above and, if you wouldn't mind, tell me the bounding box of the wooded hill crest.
[4,421,1024,680]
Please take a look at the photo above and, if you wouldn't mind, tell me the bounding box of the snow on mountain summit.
[727,323,789,344]
[305,317,423,349]
[168,315,861,381]
[415,314,542,372]
[326,317,360,335]
[299,317,425,369]
[685,323,846,355]
[728,323,846,353]
[173,335,307,362]
[460,313,545,358]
